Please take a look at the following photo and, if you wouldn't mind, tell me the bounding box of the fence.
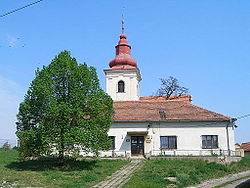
[150,149,241,157]
[94,149,241,158]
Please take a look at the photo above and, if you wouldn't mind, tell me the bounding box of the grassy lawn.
[124,157,250,188]
[0,149,129,187]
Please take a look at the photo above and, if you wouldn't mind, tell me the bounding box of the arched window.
[118,80,125,93]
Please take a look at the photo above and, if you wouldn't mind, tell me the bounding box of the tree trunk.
[59,150,64,166]
[59,127,65,165]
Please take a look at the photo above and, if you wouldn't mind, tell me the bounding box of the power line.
[236,113,250,120]
[0,0,44,18]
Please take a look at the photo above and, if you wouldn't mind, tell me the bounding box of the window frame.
[202,135,218,149]
[117,80,125,93]
[160,136,177,149]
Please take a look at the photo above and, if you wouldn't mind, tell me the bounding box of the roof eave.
[113,119,233,123]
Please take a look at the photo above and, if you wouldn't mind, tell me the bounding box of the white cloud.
[6,34,19,48]
[0,76,24,143]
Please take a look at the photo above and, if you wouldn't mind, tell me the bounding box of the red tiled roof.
[140,95,192,103]
[241,142,250,151]
[113,100,233,121]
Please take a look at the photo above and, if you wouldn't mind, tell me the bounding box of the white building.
[101,31,236,158]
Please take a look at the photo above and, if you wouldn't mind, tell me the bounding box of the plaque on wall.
[146,138,151,143]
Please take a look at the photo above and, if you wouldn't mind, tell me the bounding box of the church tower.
[104,30,141,101]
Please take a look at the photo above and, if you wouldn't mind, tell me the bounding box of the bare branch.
[156,76,189,100]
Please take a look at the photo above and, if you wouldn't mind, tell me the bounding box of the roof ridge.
[114,100,184,103]
[140,95,192,97]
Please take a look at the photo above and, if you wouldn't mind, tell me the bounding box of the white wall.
[104,69,141,101]
[105,121,236,157]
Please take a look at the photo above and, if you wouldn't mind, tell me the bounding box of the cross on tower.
[122,15,125,33]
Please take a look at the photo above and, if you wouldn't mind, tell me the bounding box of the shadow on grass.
[5,158,98,172]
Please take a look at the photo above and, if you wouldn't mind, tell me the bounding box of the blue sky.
[0,0,249,145]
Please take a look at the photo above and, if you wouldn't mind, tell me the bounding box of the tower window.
[118,80,125,93]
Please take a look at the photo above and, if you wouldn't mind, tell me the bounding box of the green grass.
[0,149,129,187]
[124,157,250,188]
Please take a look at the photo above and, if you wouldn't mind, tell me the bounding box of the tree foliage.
[16,51,113,162]
[156,76,189,99]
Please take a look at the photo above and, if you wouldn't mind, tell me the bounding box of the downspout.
[226,122,231,156]
[226,119,234,156]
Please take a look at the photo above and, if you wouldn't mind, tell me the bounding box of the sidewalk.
[92,159,144,188]
[223,177,250,188]
[193,170,250,188]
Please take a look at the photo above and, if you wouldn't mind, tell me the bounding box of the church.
[99,30,236,158]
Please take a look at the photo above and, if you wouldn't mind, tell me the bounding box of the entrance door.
[131,136,144,155]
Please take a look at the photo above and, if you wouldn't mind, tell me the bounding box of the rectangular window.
[109,136,115,150]
[160,136,177,149]
[202,135,218,149]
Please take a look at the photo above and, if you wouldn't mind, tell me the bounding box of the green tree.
[16,51,113,163]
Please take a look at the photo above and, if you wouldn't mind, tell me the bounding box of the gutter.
[113,119,233,123]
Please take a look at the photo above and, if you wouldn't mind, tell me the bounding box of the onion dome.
[109,33,138,70]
